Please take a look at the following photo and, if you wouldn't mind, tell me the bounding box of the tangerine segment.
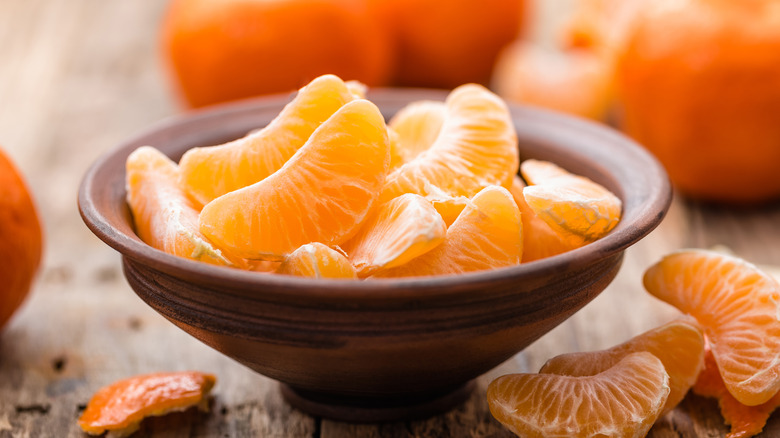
[643,250,780,406]
[276,243,356,279]
[126,146,242,268]
[372,186,521,278]
[694,345,780,438]
[178,74,358,206]
[488,352,670,438]
[342,194,446,277]
[78,371,216,438]
[387,100,446,165]
[508,175,578,262]
[199,99,390,260]
[540,318,705,415]
[379,84,518,203]
[521,159,622,246]
[428,194,469,227]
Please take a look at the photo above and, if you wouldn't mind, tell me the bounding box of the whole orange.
[377,0,525,89]
[0,148,42,329]
[161,0,392,108]
[616,0,780,203]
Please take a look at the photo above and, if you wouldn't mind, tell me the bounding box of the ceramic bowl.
[78,89,671,422]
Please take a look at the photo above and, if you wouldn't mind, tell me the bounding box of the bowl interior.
[78,88,671,300]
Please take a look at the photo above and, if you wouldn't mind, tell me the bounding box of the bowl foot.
[280,380,475,423]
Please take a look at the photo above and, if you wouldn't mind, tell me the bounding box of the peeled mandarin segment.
[78,371,216,438]
[643,250,780,406]
[488,352,670,438]
[539,319,705,415]
[199,99,390,261]
[379,84,519,203]
[276,243,357,279]
[344,80,367,99]
[521,159,622,246]
[428,195,469,227]
[178,74,358,206]
[508,175,578,262]
[693,345,780,438]
[387,100,446,164]
[125,146,243,268]
[372,186,522,278]
[341,193,446,277]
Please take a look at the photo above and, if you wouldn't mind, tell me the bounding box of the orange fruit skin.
[78,371,216,437]
[0,149,42,330]
[377,0,525,88]
[616,0,780,203]
[694,345,780,438]
[162,0,392,108]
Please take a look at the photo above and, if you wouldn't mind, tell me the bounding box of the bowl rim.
[78,88,671,301]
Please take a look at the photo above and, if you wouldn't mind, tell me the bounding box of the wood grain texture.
[1,1,779,437]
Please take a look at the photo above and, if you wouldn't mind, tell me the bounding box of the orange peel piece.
[78,371,216,437]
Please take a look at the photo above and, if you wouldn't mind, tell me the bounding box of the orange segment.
[521,159,622,247]
[508,175,578,262]
[126,146,243,268]
[428,194,469,227]
[178,74,358,206]
[379,84,519,203]
[488,352,670,438]
[694,345,780,438]
[372,186,522,278]
[341,193,446,277]
[387,100,446,164]
[78,371,216,437]
[643,250,780,406]
[199,99,390,260]
[540,319,705,414]
[276,243,356,279]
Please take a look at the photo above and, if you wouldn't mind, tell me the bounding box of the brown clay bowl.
[78,89,671,422]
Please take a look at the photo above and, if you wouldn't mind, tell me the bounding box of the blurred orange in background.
[0,148,42,330]
[492,41,613,120]
[616,0,780,203]
[378,0,525,89]
[162,0,392,108]
[492,0,639,121]
[162,0,526,108]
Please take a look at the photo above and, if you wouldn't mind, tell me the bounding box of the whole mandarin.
[161,0,392,108]
[0,148,42,329]
[616,0,780,203]
[378,0,525,88]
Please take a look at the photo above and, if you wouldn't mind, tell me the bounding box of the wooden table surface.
[2,1,780,437]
